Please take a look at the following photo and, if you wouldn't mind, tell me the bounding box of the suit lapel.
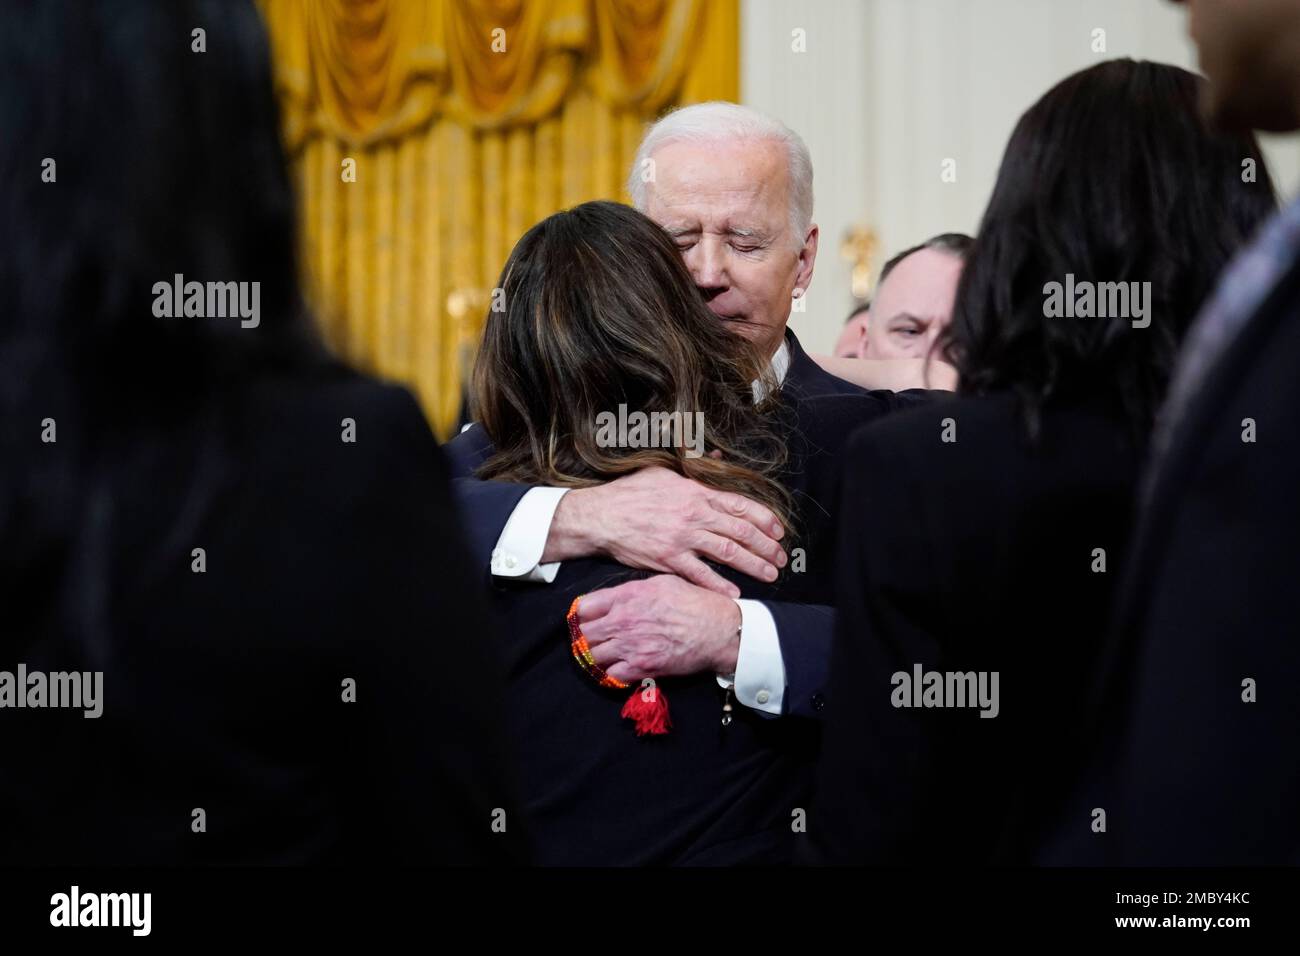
[782,328,859,399]
[783,329,813,383]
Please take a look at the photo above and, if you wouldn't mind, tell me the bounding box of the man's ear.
[794,224,819,296]
[851,319,870,359]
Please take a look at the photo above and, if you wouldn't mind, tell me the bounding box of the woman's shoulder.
[241,369,428,432]
[844,391,1140,506]
[240,369,433,447]
[848,389,993,441]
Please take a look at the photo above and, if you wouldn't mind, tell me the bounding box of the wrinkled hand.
[576,575,743,684]
[545,466,785,598]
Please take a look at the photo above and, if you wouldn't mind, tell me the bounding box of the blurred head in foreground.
[1171,0,1300,132]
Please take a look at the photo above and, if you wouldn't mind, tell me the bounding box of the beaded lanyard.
[567,595,671,735]
[566,595,743,733]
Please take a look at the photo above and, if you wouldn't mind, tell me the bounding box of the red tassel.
[621,682,672,736]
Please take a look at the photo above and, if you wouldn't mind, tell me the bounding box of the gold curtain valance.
[265,0,714,143]
[259,0,738,438]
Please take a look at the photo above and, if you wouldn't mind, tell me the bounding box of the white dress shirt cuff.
[490,487,569,583]
[715,599,786,715]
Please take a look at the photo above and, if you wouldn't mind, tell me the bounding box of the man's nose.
[684,238,728,295]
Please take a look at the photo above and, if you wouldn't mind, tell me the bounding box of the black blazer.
[1078,254,1300,865]
[1,375,524,865]
[807,392,1141,865]
[447,329,929,720]
[454,384,893,864]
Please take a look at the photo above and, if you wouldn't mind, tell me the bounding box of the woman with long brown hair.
[454,199,882,864]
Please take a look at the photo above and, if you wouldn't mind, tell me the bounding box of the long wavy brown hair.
[472,200,792,533]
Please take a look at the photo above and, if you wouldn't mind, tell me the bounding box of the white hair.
[627,101,814,246]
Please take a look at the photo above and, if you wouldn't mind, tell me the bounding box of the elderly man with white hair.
[630,102,818,366]
[448,102,929,723]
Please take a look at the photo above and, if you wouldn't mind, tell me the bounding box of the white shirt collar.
[771,338,791,385]
[752,338,791,402]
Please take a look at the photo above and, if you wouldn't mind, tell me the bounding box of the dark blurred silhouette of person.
[1074,0,1300,865]
[806,59,1277,865]
[0,0,522,865]
[459,200,879,864]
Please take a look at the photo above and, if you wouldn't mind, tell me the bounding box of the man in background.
[860,233,972,360]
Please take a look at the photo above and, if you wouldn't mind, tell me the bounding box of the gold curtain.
[257,0,739,439]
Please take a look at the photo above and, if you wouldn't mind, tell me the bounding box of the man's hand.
[542,467,785,598]
[576,575,743,683]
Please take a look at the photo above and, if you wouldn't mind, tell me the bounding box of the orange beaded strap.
[567,595,672,735]
[567,596,629,690]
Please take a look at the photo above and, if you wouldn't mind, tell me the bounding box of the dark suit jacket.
[1,374,525,865]
[447,329,927,720]
[806,391,1142,865]
[463,386,891,865]
[1077,255,1300,866]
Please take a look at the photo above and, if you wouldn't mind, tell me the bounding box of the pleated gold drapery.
[257,0,739,439]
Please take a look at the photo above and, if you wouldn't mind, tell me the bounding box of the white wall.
[742,0,1300,353]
